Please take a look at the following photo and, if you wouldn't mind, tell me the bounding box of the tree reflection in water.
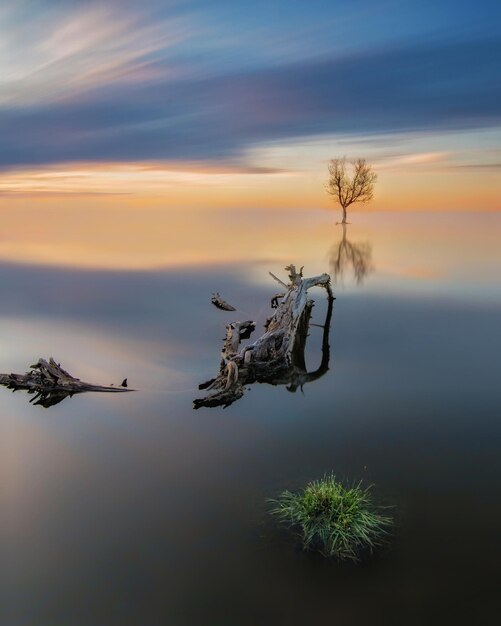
[328,223,374,285]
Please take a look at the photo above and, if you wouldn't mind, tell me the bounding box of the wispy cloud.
[0,0,500,218]
[0,35,499,169]
[373,152,453,170]
[446,163,501,170]
[0,1,194,105]
[0,161,290,196]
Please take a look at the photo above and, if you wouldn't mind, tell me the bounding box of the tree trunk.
[341,205,347,224]
[194,264,334,409]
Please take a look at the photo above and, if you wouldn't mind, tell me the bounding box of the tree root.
[194,264,334,409]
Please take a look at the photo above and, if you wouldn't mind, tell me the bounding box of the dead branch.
[0,357,131,407]
[211,292,237,311]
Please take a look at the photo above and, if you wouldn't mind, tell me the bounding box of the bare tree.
[326,158,377,223]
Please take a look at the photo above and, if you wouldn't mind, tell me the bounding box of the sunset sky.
[0,0,500,211]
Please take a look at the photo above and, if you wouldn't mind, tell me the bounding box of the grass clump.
[269,474,392,561]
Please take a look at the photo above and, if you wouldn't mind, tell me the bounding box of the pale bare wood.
[269,272,288,288]
[194,265,334,409]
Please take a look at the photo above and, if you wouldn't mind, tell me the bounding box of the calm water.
[1,210,500,625]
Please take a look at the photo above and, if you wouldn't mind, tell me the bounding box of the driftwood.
[211,292,236,311]
[0,357,131,407]
[194,264,334,409]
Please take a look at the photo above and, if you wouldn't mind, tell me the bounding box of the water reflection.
[13,388,80,408]
[1,211,501,626]
[328,223,374,285]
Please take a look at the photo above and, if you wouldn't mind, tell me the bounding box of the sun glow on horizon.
[0,152,498,214]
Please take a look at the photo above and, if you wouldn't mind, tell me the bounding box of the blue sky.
[0,0,500,169]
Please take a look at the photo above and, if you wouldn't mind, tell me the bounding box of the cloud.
[372,152,453,170]
[0,1,194,106]
[447,163,501,170]
[0,36,500,168]
[0,161,289,196]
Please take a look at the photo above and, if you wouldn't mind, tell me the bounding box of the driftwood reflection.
[281,292,333,393]
[328,223,374,285]
[194,265,334,409]
[0,357,130,408]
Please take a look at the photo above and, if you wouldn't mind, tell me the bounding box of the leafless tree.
[326,157,377,223]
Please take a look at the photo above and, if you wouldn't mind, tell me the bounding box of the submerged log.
[0,357,131,407]
[211,292,237,311]
[194,264,334,409]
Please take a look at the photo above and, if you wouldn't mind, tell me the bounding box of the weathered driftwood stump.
[194,264,334,409]
[0,357,130,407]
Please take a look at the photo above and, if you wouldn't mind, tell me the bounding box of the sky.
[0,0,500,211]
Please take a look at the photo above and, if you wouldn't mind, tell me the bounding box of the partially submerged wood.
[211,292,236,311]
[0,357,131,407]
[194,264,334,409]
[271,293,285,309]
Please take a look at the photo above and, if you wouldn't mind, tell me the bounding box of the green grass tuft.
[269,474,392,561]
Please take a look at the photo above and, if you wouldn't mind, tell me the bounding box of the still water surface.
[1,210,500,625]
